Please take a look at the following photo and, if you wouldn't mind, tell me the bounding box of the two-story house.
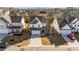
[53,17,75,35]
[29,16,46,34]
[8,16,25,34]
[67,16,79,32]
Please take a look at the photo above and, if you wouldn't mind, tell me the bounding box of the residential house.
[67,16,79,32]
[8,16,25,34]
[53,17,74,35]
[29,16,46,34]
[0,16,10,34]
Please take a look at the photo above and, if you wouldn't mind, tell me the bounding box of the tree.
[24,16,30,23]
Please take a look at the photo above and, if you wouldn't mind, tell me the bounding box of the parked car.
[0,42,7,50]
[67,34,76,40]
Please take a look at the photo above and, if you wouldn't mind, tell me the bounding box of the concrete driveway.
[28,34,42,47]
[28,31,42,47]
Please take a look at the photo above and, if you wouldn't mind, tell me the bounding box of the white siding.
[73,21,79,29]
[61,24,72,34]
[60,30,71,34]
[0,19,9,34]
[62,24,71,29]
[69,18,79,32]
[29,22,46,28]
[70,18,78,24]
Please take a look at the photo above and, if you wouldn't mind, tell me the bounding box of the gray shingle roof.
[59,19,68,29]
[31,18,39,24]
[67,17,75,23]
[2,15,11,23]
[57,18,71,29]
[0,16,9,23]
[10,16,22,23]
[57,18,64,26]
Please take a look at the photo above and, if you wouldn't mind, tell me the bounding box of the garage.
[32,30,40,34]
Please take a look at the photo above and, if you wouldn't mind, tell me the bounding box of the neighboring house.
[67,16,79,32]
[2,12,11,23]
[0,16,10,34]
[29,16,46,34]
[53,17,74,35]
[8,16,25,34]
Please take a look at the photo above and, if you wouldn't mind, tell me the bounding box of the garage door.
[32,30,40,34]
[61,30,71,34]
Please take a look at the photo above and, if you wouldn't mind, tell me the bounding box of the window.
[38,25,40,27]
[0,25,4,29]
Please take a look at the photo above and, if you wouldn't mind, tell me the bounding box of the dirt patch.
[41,36,51,45]
[15,39,30,47]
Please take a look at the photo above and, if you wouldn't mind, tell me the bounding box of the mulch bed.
[41,35,51,45]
